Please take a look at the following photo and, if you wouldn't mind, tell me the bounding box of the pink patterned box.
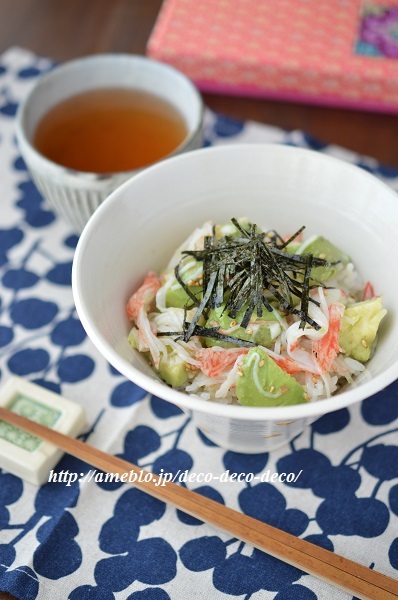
[147,0,398,113]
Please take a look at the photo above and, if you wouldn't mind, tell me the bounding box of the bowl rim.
[72,143,398,420]
[15,52,204,182]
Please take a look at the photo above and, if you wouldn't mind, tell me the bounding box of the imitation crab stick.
[312,303,344,373]
[126,272,161,322]
[196,347,250,377]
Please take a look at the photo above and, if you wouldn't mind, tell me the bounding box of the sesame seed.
[230,320,236,327]
[304,392,309,400]
[312,376,318,383]
[361,339,368,348]
[269,385,275,393]
[259,360,265,367]
[237,371,243,377]
[246,328,253,335]
[340,348,346,354]
[319,253,326,259]
[187,280,193,286]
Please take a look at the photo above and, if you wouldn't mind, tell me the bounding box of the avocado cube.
[204,302,281,348]
[158,353,188,387]
[165,258,203,308]
[339,297,387,362]
[297,236,350,282]
[236,348,308,406]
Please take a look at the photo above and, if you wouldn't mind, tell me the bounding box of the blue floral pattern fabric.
[0,48,397,600]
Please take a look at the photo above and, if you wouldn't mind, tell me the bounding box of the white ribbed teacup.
[15,54,204,233]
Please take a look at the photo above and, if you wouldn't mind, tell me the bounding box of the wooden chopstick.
[0,406,396,600]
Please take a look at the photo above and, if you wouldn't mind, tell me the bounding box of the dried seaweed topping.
[170,219,340,343]
[158,324,256,347]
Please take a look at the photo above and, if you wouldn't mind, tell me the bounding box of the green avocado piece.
[128,327,139,350]
[204,302,281,348]
[165,258,203,308]
[285,241,302,254]
[297,235,350,282]
[166,283,202,309]
[128,329,188,386]
[339,297,387,362]
[158,353,188,387]
[236,348,308,407]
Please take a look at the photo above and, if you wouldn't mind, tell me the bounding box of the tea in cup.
[16,54,204,232]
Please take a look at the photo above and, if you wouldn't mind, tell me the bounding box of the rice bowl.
[72,144,398,452]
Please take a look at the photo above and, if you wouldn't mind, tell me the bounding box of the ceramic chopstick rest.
[0,376,85,485]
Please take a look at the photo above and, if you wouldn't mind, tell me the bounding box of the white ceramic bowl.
[15,54,204,233]
[72,144,398,453]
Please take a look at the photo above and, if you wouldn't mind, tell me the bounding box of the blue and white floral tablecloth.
[0,47,397,600]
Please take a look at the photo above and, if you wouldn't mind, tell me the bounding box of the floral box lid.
[147,0,398,113]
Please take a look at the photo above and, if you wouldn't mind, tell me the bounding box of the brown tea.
[33,87,188,173]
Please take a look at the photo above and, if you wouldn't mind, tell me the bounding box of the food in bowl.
[126,217,386,407]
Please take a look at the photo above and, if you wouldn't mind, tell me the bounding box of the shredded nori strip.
[299,254,313,330]
[165,219,340,344]
[158,325,256,347]
[185,271,217,341]
[174,263,200,307]
[279,225,306,250]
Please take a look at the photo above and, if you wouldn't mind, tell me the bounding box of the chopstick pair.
[0,406,396,600]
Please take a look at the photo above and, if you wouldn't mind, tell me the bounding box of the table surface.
[1,0,398,168]
[0,3,397,600]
